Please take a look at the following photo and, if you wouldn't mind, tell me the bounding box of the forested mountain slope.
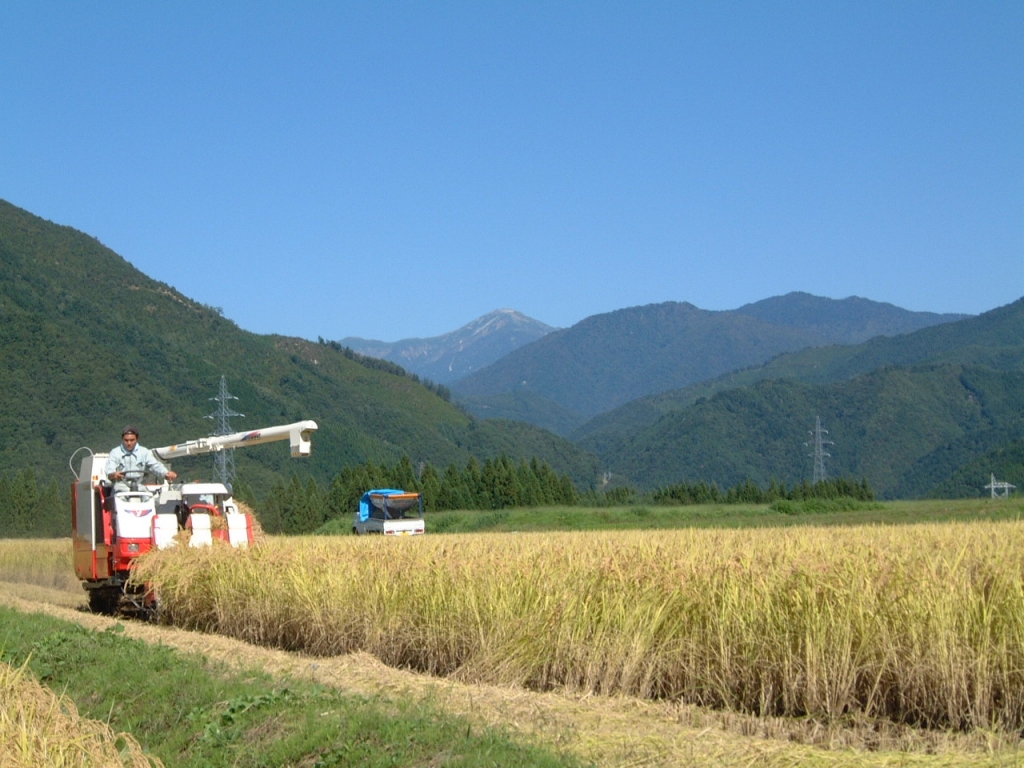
[734,292,969,344]
[597,363,1024,499]
[575,298,1024,447]
[0,200,600,495]
[452,298,968,434]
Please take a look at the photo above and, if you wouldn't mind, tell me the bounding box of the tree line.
[646,475,875,506]
[1,461,875,539]
[257,454,579,534]
[0,469,66,538]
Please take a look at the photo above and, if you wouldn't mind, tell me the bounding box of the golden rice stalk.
[134,521,1024,733]
[0,659,162,768]
[0,539,80,593]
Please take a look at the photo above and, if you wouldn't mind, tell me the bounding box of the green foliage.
[415,497,1021,534]
[593,363,1024,499]
[650,476,875,506]
[318,338,454,402]
[0,199,600,507]
[768,496,883,515]
[457,389,587,436]
[309,470,879,536]
[930,439,1024,499]
[455,297,972,428]
[310,454,580,534]
[0,608,582,768]
[0,468,64,537]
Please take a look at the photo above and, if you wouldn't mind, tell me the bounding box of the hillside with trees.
[575,298,1024,448]
[0,199,600,503]
[3,197,1016,516]
[592,363,1024,499]
[451,297,968,433]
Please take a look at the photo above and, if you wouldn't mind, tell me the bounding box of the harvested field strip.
[136,522,1024,733]
[0,599,584,768]
[2,588,1019,767]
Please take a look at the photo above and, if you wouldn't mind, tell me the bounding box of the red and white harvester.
[70,420,318,615]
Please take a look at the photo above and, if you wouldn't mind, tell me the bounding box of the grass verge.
[0,606,584,768]
[409,496,1023,534]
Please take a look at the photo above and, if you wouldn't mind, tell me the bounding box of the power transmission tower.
[807,416,833,485]
[206,376,244,486]
[984,473,1016,498]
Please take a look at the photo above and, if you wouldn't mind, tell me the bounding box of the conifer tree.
[0,474,12,534]
[37,477,65,537]
[488,454,521,509]
[391,456,417,491]
[9,468,40,537]
[259,479,287,534]
[418,462,441,510]
[437,462,468,510]
[464,457,485,508]
[516,458,542,506]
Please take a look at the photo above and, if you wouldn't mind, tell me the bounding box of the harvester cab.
[70,420,317,616]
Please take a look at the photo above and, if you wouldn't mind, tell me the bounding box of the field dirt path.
[1,581,1017,768]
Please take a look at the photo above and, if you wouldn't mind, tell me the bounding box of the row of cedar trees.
[648,475,876,506]
[0,461,875,538]
[254,454,876,535]
[0,469,65,538]
[257,454,580,534]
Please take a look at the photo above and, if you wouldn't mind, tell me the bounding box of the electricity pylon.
[807,416,833,485]
[206,376,243,486]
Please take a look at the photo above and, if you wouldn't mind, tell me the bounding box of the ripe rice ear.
[135,523,1024,733]
[0,659,161,767]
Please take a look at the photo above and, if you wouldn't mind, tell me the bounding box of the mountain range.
[342,293,1022,499]
[2,196,1020,501]
[576,299,1024,498]
[449,297,968,434]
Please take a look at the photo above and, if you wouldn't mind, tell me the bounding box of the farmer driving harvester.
[104,425,177,494]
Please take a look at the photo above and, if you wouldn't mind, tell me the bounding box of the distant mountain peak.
[338,310,558,384]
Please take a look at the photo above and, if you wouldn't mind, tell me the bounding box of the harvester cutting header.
[71,419,318,616]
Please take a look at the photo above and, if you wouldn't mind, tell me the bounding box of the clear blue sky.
[2,2,1021,341]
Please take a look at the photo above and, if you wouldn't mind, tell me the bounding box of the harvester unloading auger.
[70,420,317,616]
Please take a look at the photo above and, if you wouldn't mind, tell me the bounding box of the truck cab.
[353,489,425,535]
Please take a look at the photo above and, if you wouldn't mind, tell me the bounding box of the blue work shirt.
[104,442,172,492]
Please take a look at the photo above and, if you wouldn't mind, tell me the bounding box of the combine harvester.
[70,420,317,615]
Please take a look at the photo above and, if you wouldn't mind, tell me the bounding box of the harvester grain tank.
[70,420,317,615]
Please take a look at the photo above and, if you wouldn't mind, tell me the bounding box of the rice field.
[0,538,79,593]
[134,520,1024,734]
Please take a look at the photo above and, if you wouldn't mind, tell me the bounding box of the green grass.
[419,496,1023,533]
[0,607,585,768]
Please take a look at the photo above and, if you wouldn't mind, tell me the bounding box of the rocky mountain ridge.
[339,309,557,384]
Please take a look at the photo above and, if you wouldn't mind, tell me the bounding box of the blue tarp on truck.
[357,489,423,523]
